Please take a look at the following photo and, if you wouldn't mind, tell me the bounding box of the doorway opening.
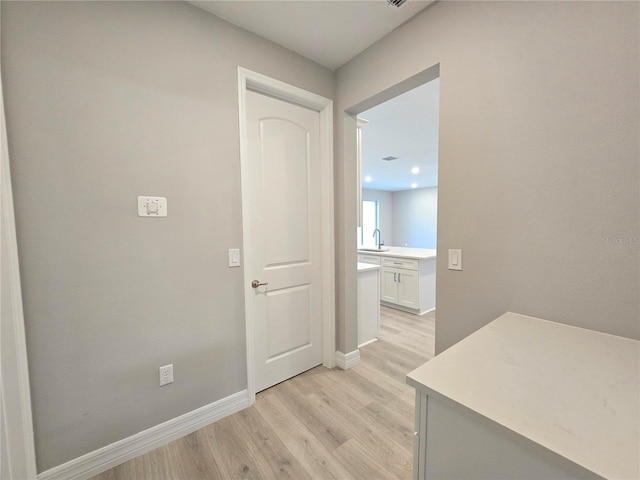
[352,64,440,359]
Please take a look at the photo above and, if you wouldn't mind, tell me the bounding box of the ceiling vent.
[387,0,407,8]
[382,156,398,161]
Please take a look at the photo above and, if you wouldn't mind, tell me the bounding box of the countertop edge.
[357,262,382,272]
[357,248,437,260]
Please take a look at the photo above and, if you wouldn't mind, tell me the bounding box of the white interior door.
[246,89,323,392]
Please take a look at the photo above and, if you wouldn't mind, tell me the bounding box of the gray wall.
[393,187,437,249]
[1,1,333,471]
[336,1,639,354]
[361,188,393,246]
[4,0,639,472]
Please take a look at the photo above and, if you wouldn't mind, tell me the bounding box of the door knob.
[251,280,268,288]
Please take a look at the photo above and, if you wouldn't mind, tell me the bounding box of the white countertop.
[357,246,436,260]
[357,262,381,272]
[407,312,640,480]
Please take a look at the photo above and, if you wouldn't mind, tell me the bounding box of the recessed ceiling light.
[411,167,420,174]
[365,176,372,183]
[411,183,418,189]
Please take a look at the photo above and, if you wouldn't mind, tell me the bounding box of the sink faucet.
[373,229,383,250]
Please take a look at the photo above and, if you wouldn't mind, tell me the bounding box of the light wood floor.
[92,306,435,480]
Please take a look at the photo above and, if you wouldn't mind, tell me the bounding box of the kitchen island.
[357,247,436,315]
[407,312,639,480]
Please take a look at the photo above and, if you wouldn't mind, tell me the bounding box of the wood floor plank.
[90,306,435,480]
[203,414,266,479]
[270,379,352,453]
[226,406,311,480]
[359,346,423,385]
[289,366,372,412]
[359,401,414,452]
[254,393,355,480]
[304,392,413,479]
[334,438,407,480]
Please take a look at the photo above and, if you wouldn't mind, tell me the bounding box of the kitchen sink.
[358,247,390,252]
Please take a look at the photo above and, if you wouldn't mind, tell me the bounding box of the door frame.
[237,67,335,403]
[1,52,38,478]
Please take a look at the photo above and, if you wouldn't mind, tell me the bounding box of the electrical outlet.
[159,364,173,386]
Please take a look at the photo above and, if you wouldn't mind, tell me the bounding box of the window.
[361,200,379,247]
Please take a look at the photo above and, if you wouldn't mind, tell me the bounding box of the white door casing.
[0,50,38,478]
[238,68,334,400]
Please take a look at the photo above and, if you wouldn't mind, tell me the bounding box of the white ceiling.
[361,78,439,192]
[188,0,433,70]
[188,0,439,192]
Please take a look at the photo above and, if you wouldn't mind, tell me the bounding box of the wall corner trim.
[335,350,361,370]
[37,390,250,480]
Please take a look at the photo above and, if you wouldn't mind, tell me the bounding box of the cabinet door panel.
[398,269,419,308]
[381,268,399,303]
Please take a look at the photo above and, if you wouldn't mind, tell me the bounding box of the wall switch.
[228,248,241,267]
[448,249,462,271]
[159,364,173,386]
[138,196,167,217]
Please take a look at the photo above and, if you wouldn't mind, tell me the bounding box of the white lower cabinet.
[358,249,436,315]
[411,392,600,480]
[381,267,419,309]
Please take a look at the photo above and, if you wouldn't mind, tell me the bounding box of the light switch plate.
[138,196,167,217]
[228,248,241,267]
[448,249,462,271]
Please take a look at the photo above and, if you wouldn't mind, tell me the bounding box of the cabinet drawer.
[382,257,419,270]
[358,254,380,265]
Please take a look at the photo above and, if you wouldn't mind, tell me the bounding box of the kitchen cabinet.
[357,254,380,265]
[407,313,639,480]
[381,266,419,309]
[358,248,435,315]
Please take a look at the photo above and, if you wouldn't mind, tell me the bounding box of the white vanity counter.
[358,246,436,260]
[407,312,640,480]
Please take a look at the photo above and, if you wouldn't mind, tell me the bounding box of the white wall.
[392,187,437,249]
[336,1,639,354]
[1,1,333,472]
[361,188,393,246]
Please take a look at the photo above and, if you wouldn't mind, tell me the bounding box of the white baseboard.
[358,338,378,348]
[37,390,250,480]
[380,302,435,316]
[335,349,360,370]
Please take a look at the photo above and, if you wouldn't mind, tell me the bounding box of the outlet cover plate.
[159,364,173,386]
